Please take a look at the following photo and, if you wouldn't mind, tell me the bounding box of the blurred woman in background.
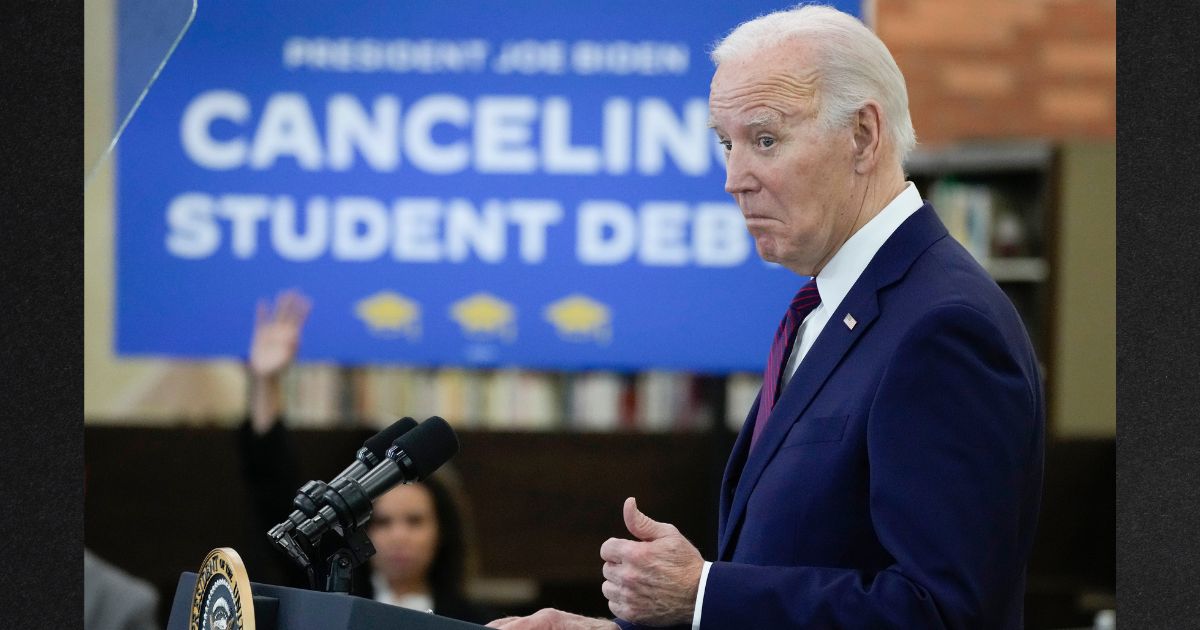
[240,290,491,624]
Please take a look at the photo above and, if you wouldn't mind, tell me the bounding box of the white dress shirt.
[371,570,435,614]
[691,182,924,630]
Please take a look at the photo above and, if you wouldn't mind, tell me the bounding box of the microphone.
[292,416,418,514]
[360,415,458,497]
[348,417,421,478]
[268,417,417,564]
[293,416,459,545]
[280,416,416,519]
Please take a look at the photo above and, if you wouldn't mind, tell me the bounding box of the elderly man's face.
[709,41,860,276]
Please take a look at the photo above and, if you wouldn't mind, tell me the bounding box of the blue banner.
[116,0,860,372]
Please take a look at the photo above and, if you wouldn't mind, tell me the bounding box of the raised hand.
[248,289,311,434]
[250,289,311,379]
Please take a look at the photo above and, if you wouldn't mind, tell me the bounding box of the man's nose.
[724,148,757,195]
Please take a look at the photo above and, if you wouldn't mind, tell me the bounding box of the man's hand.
[486,608,618,629]
[599,497,704,626]
[250,289,311,379]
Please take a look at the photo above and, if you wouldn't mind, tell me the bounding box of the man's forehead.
[707,69,818,128]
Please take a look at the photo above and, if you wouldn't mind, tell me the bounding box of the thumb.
[623,497,675,541]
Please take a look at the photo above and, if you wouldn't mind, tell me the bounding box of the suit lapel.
[718,288,880,557]
[716,204,947,559]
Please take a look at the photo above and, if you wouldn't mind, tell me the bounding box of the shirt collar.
[370,570,435,612]
[814,181,923,313]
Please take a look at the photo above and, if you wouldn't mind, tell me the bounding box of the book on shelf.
[347,368,371,426]
[929,178,993,263]
[357,366,400,429]
[634,371,673,432]
[725,372,763,431]
[282,363,341,427]
[481,368,518,428]
[434,368,485,430]
[567,371,626,431]
[634,371,707,432]
[478,369,560,430]
[513,371,560,430]
[678,377,715,432]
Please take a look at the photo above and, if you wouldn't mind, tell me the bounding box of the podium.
[167,572,489,630]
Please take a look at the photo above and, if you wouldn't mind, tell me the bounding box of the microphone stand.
[322,529,375,593]
[274,472,383,593]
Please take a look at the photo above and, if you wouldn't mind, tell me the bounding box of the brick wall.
[874,0,1115,145]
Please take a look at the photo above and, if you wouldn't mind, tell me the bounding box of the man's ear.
[851,101,885,174]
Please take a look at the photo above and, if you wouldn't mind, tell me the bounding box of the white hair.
[710,3,917,163]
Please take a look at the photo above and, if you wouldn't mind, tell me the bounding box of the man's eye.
[758,137,776,148]
[719,139,732,151]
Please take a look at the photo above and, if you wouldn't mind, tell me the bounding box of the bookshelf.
[905,139,1058,386]
[279,366,728,434]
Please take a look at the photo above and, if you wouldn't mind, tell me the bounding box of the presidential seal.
[189,548,255,630]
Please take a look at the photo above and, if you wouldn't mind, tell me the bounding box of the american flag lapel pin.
[843,313,857,330]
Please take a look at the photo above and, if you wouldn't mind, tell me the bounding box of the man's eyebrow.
[747,110,781,127]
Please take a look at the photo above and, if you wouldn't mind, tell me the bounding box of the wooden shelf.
[906,140,1054,175]
[986,257,1050,283]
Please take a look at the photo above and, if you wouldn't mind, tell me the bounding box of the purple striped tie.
[751,278,821,451]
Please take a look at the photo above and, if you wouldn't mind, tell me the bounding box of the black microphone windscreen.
[364,417,417,458]
[395,416,459,479]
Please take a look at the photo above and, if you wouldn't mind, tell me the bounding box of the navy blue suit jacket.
[619,204,1044,629]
